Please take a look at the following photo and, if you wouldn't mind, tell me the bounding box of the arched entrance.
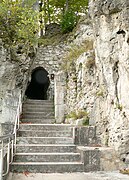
[25,67,50,100]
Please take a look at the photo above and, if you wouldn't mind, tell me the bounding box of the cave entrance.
[25,67,50,100]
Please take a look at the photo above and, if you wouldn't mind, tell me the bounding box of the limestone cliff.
[65,0,129,166]
[89,0,129,162]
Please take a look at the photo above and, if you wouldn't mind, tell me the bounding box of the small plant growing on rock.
[66,111,77,120]
[77,110,89,119]
[96,90,104,97]
[66,110,89,126]
[116,103,123,111]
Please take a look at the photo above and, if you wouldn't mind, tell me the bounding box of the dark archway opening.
[25,67,50,100]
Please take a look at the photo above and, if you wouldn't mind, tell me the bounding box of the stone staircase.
[11,99,84,173]
[10,99,118,173]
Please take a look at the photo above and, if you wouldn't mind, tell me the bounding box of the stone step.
[22,107,54,112]
[20,119,55,124]
[14,152,81,162]
[18,130,72,137]
[11,162,84,173]
[17,137,74,144]
[25,99,54,104]
[16,144,77,153]
[22,114,55,119]
[23,104,54,108]
[23,103,54,107]
[19,124,74,131]
[23,112,54,115]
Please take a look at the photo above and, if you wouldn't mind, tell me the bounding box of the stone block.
[74,126,98,146]
[55,104,65,123]
[77,146,120,172]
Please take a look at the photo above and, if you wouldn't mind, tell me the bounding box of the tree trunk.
[47,0,51,24]
[39,0,44,36]
[65,0,69,12]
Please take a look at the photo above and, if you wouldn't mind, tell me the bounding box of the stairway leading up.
[10,99,117,173]
[11,99,84,173]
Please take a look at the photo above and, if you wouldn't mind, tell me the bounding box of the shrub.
[66,110,89,120]
[66,111,77,120]
[60,11,77,34]
[77,110,89,119]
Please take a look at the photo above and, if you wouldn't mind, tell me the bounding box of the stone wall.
[33,44,66,74]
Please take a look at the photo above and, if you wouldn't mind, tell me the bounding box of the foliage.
[0,0,39,51]
[116,103,123,111]
[66,111,77,120]
[66,110,89,126]
[66,110,89,120]
[82,117,89,126]
[60,11,77,33]
[96,90,104,97]
[39,0,89,34]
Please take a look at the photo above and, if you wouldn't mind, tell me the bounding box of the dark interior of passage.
[25,67,50,100]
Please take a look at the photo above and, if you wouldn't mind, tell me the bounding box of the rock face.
[0,42,35,134]
[64,16,96,116]
[88,0,129,162]
[65,0,129,166]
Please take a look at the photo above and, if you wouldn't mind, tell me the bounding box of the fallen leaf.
[23,171,30,177]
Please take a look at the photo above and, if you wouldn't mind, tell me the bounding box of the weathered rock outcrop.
[65,0,129,167]
[0,42,35,134]
[89,0,129,163]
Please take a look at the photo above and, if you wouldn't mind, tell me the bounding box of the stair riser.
[20,119,55,124]
[10,164,84,173]
[24,100,53,103]
[24,100,53,102]
[23,112,54,115]
[23,108,54,112]
[18,131,72,137]
[22,115,55,119]
[17,138,74,144]
[14,154,81,162]
[23,103,54,107]
[16,146,77,153]
[19,125,73,131]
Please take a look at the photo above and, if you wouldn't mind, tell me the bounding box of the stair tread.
[18,130,71,132]
[15,152,80,155]
[16,144,76,146]
[17,137,73,138]
[19,124,74,126]
[12,162,83,165]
